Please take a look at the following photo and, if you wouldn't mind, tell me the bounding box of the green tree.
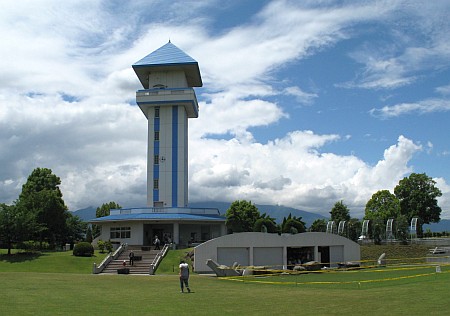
[0,203,42,254]
[281,213,306,234]
[92,201,122,238]
[365,190,400,223]
[85,225,93,243]
[395,214,409,244]
[16,168,69,247]
[65,213,87,244]
[309,218,327,232]
[371,218,384,245]
[96,201,121,218]
[347,218,361,242]
[225,200,261,233]
[394,173,442,236]
[253,213,278,233]
[330,200,351,223]
[97,240,106,253]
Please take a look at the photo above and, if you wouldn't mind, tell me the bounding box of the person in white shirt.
[179,260,191,293]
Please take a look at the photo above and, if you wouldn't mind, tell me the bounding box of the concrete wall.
[148,70,188,89]
[194,232,360,273]
[99,222,144,246]
[96,221,227,247]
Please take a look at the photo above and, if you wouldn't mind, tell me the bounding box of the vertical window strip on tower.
[153,107,160,203]
[172,106,178,206]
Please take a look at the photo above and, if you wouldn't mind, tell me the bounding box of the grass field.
[1,247,449,315]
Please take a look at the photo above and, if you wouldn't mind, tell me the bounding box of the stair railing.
[93,243,128,274]
[149,243,170,275]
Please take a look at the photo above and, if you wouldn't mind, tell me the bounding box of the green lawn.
[1,248,449,315]
[0,249,108,273]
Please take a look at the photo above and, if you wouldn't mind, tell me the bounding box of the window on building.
[154,131,159,141]
[154,154,159,165]
[153,179,159,190]
[155,107,160,118]
[110,227,131,239]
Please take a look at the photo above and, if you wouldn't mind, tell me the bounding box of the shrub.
[19,240,50,251]
[73,242,94,257]
[105,240,113,253]
[97,240,105,253]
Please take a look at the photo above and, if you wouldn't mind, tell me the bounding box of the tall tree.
[330,200,351,223]
[394,173,442,236]
[225,200,261,233]
[16,168,69,247]
[365,190,400,223]
[92,201,122,238]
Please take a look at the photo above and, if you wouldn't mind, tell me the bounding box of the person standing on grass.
[179,260,191,293]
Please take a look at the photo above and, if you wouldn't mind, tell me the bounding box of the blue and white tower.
[133,42,202,208]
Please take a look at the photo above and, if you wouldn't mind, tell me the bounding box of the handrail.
[149,244,170,275]
[92,243,128,274]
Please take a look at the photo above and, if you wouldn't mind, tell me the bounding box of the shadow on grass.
[0,251,45,263]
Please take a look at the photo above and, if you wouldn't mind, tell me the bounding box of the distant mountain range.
[72,202,450,232]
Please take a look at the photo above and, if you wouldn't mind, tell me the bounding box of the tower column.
[173,222,180,245]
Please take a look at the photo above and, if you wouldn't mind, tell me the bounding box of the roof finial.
[168,38,171,43]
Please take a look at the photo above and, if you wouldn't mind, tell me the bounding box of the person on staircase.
[154,236,161,250]
[129,250,134,266]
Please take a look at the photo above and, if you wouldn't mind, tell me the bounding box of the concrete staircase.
[100,246,159,275]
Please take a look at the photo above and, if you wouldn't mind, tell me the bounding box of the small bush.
[97,240,106,253]
[105,241,113,253]
[73,242,94,257]
[19,240,50,251]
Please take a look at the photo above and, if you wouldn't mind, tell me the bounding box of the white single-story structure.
[90,207,227,247]
[194,232,360,273]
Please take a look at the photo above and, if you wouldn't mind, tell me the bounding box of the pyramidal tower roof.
[132,41,202,89]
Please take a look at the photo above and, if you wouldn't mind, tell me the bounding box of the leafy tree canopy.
[394,173,442,228]
[225,200,261,233]
[346,218,362,242]
[310,218,327,232]
[281,213,306,234]
[330,200,351,223]
[96,201,122,218]
[0,203,42,254]
[364,190,400,223]
[16,167,69,246]
[65,213,87,243]
[93,201,122,238]
[253,213,278,233]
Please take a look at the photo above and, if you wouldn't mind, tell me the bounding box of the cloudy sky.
[1,0,449,219]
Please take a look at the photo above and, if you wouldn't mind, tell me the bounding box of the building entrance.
[287,246,314,269]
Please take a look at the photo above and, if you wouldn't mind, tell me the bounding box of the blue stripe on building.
[172,106,178,206]
[153,115,160,203]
